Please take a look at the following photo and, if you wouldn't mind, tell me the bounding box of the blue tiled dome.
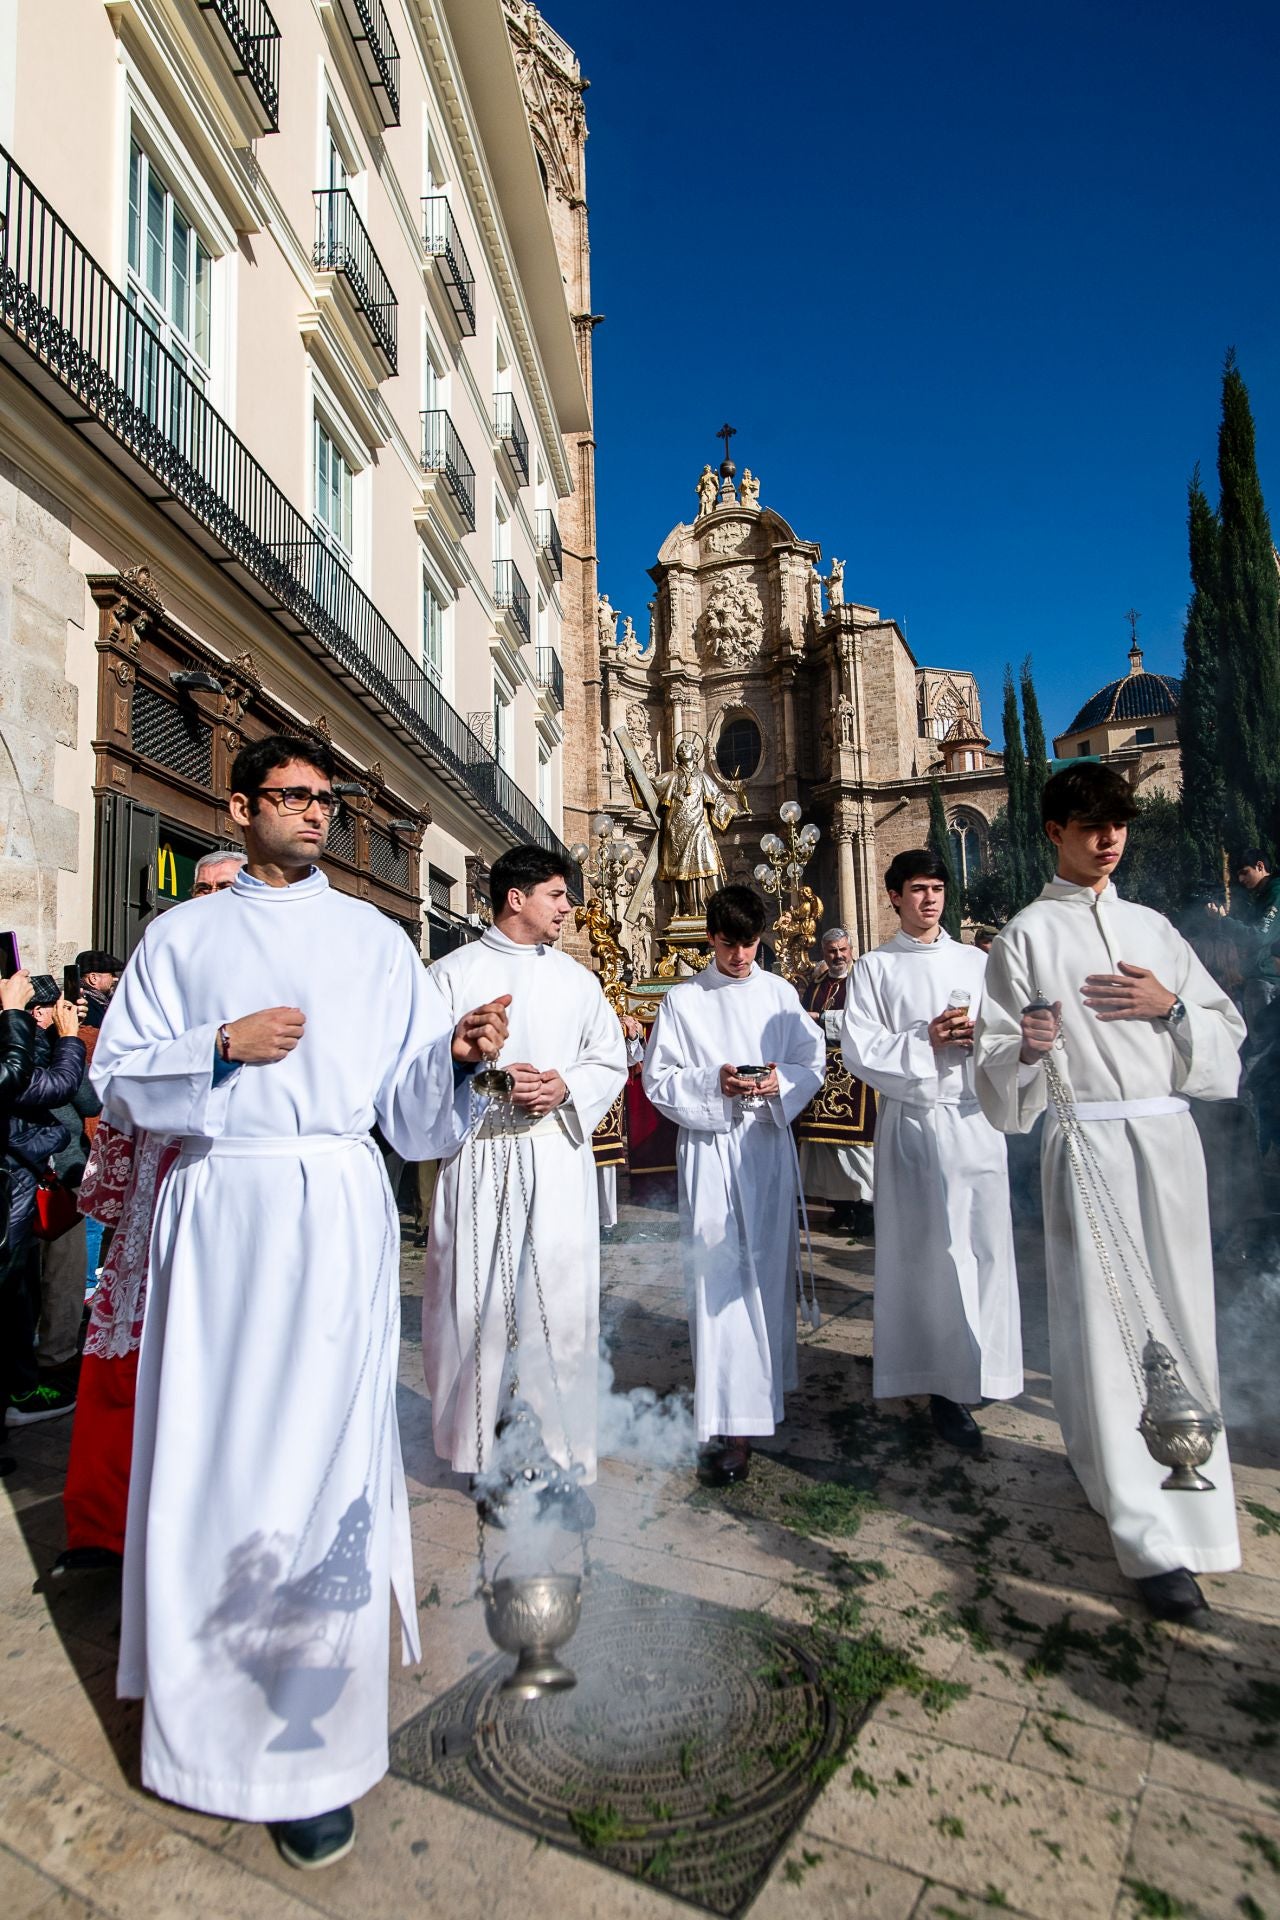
[1065,648,1180,735]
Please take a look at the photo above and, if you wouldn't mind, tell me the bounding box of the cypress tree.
[927,777,964,938]
[1216,350,1280,857]
[1177,467,1224,891]
[1000,666,1029,909]
[1020,657,1056,891]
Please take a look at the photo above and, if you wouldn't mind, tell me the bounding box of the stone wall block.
[12,530,85,627]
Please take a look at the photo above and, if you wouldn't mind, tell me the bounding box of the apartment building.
[0,0,590,965]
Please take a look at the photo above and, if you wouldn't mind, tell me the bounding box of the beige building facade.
[0,0,591,968]
[599,461,1008,961]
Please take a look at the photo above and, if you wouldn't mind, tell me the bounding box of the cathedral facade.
[599,464,1008,961]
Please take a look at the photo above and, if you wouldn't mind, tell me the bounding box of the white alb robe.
[423,927,626,1480]
[642,965,826,1443]
[842,928,1022,1403]
[91,869,466,1822]
[975,878,1246,1579]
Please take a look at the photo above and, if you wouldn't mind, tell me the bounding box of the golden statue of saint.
[645,736,745,918]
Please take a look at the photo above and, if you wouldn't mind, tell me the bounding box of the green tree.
[1000,668,1028,910]
[1020,657,1056,892]
[1122,794,1185,919]
[1215,350,1280,857]
[926,777,964,938]
[1177,467,1224,890]
[963,808,1017,925]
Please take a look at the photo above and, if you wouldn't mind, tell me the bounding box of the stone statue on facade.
[739,468,760,509]
[640,735,745,918]
[619,614,638,655]
[696,465,718,518]
[826,558,845,608]
[597,592,618,650]
[809,562,825,624]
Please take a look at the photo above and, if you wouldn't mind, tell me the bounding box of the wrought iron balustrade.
[493,390,529,483]
[421,197,475,335]
[536,506,563,579]
[493,559,531,643]
[313,189,397,373]
[334,0,399,126]
[536,646,564,712]
[420,409,475,532]
[0,145,576,877]
[197,0,281,132]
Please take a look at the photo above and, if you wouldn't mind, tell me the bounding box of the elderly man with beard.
[796,928,875,1235]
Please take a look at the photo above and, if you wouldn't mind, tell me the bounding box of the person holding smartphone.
[642,885,826,1486]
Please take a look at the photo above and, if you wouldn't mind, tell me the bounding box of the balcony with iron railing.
[197,0,281,132]
[420,409,475,533]
[493,390,529,484]
[493,559,531,644]
[422,197,475,336]
[536,646,564,713]
[536,506,563,580]
[0,146,575,875]
[334,0,399,127]
[313,188,397,375]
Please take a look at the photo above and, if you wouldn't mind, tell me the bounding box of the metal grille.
[131,683,212,785]
[367,825,410,887]
[327,807,357,864]
[428,866,454,911]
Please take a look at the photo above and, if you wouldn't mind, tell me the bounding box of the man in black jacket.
[2,995,86,1425]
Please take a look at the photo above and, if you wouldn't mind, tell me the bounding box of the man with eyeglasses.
[190,848,246,897]
[92,733,510,1871]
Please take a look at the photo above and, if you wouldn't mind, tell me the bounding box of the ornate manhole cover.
[390,1574,875,1915]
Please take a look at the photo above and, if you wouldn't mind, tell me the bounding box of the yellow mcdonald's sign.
[156,845,178,898]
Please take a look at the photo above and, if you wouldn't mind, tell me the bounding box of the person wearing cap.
[75,951,124,1031]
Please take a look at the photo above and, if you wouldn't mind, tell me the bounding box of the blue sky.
[545,0,1279,743]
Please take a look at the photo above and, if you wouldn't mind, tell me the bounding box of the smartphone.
[63,964,81,1002]
[0,932,19,979]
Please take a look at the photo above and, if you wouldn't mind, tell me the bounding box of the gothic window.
[715,714,763,780]
[948,812,987,891]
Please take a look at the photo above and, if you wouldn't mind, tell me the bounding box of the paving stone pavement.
[2,1183,1278,1920]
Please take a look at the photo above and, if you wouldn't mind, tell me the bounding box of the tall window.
[423,574,444,686]
[314,417,353,562]
[326,127,348,194]
[493,676,513,771]
[127,140,211,399]
[948,815,986,892]
[537,738,552,817]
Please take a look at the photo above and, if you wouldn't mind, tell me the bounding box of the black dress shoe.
[270,1805,355,1870]
[1136,1567,1210,1624]
[930,1395,982,1452]
[696,1437,752,1487]
[853,1201,876,1239]
[830,1203,855,1232]
[50,1546,124,1578]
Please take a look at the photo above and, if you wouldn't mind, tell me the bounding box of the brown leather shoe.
[697,1436,753,1487]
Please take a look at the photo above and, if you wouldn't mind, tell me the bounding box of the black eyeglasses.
[191,879,238,895]
[254,787,337,814]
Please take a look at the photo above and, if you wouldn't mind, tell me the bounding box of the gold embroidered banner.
[794,1051,877,1147]
[592,1086,627,1168]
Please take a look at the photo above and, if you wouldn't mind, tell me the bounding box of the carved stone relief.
[695,573,765,670]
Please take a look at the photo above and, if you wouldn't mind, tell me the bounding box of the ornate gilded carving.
[309,713,333,743]
[229,649,261,689]
[109,658,135,686]
[573,895,628,1015]
[772,884,823,988]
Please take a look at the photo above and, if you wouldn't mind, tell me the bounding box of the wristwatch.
[1161,997,1187,1025]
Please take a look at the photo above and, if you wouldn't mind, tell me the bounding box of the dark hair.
[884,848,948,897]
[1041,762,1137,828]
[706,884,766,941]
[230,733,337,803]
[489,844,575,915]
[1236,846,1270,872]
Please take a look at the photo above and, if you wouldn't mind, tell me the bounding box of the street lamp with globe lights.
[755,802,823,982]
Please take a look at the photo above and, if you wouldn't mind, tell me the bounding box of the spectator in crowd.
[0,967,36,1468]
[75,952,123,1031]
[2,992,86,1424]
[31,995,101,1380]
[1207,849,1280,1023]
[190,850,246,896]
